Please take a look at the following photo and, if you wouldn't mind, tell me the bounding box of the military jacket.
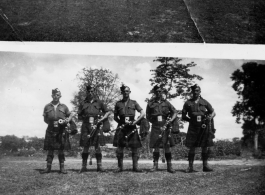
[43,102,70,121]
[114,99,142,117]
[78,99,109,119]
[146,99,176,120]
[182,98,214,118]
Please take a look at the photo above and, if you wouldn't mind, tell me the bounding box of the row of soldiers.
[41,83,216,174]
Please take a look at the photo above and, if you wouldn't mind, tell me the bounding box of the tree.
[71,67,121,129]
[231,62,265,152]
[149,57,203,129]
[150,57,203,101]
[0,135,26,152]
[26,137,44,151]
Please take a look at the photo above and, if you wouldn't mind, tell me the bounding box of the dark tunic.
[43,102,71,150]
[182,97,215,147]
[146,99,177,148]
[113,99,143,148]
[78,98,109,147]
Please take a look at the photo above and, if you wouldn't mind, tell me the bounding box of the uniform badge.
[158,116,162,122]
[54,121,58,127]
[197,116,201,122]
[89,117,94,124]
[125,117,130,123]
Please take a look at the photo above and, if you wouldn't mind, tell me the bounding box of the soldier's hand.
[65,118,70,124]
[132,121,137,126]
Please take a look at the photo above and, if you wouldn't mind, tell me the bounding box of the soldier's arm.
[64,105,74,123]
[114,113,121,124]
[182,102,190,122]
[77,104,84,121]
[205,100,215,120]
[168,102,177,123]
[145,104,151,121]
[43,106,49,124]
[98,102,111,123]
[208,110,216,120]
[67,112,75,123]
[99,111,111,123]
[43,116,49,124]
[113,103,121,124]
[132,101,145,125]
[182,110,190,122]
[133,109,145,126]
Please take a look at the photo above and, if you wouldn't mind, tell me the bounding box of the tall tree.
[150,57,203,101]
[149,57,203,129]
[231,62,265,151]
[71,68,121,127]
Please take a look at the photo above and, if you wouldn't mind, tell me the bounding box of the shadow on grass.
[177,168,200,173]
[34,169,62,174]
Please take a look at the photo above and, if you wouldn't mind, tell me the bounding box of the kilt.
[80,122,105,147]
[43,124,71,150]
[113,124,142,148]
[185,118,215,148]
[149,120,175,148]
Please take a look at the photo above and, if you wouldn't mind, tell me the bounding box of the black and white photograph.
[1,0,265,43]
[0,51,264,194]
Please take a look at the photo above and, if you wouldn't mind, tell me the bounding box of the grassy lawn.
[0,0,201,42]
[183,0,265,44]
[0,157,264,194]
[1,0,264,43]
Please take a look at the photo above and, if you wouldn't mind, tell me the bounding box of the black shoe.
[97,166,106,172]
[203,166,213,172]
[60,164,67,174]
[167,166,176,173]
[79,166,89,174]
[133,167,143,172]
[40,166,51,174]
[185,166,194,173]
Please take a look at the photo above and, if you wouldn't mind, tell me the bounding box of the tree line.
[1,58,265,157]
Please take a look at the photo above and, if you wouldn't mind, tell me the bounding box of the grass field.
[0,157,265,194]
[0,0,201,42]
[1,0,264,43]
[184,0,265,44]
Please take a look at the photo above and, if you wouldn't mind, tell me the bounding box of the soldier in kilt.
[113,84,145,172]
[78,85,111,173]
[146,85,178,173]
[41,88,76,174]
[182,84,216,173]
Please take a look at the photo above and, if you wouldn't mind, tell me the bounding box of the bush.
[170,138,242,160]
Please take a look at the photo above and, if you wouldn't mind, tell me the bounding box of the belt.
[150,115,167,122]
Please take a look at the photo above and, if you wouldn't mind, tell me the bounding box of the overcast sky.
[0,51,259,140]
